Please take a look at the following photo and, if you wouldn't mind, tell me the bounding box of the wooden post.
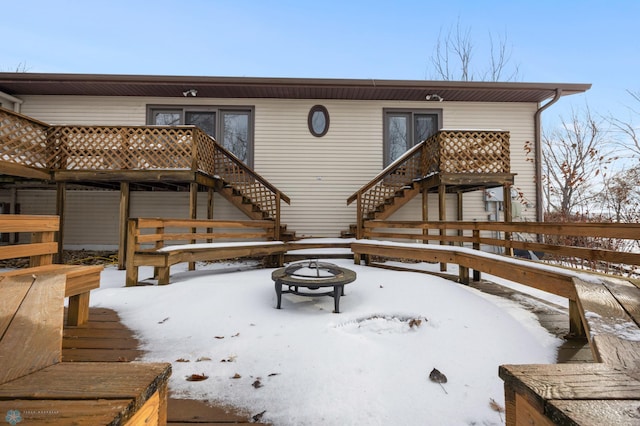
[356,193,363,240]
[275,192,281,241]
[55,182,66,263]
[118,182,130,270]
[457,191,463,247]
[472,229,481,281]
[503,185,514,256]
[439,183,447,272]
[9,187,17,243]
[569,299,586,338]
[189,182,198,271]
[125,219,139,287]
[207,187,214,242]
[422,184,428,243]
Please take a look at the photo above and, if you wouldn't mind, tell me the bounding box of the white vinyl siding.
[13,96,537,243]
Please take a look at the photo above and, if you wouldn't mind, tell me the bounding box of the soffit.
[0,73,591,103]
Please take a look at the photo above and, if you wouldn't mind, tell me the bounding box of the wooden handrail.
[362,220,640,275]
[210,138,290,205]
[347,141,426,206]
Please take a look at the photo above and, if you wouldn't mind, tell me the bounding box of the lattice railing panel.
[436,130,510,174]
[213,146,278,219]
[359,148,423,215]
[0,108,49,168]
[48,126,195,171]
[351,130,510,221]
[194,129,217,176]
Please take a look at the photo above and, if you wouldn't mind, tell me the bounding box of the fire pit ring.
[272,260,357,313]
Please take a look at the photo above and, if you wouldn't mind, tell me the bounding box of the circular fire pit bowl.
[272,260,357,313]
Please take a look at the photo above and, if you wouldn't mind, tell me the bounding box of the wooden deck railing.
[0,107,289,221]
[362,220,640,277]
[0,107,50,169]
[347,130,511,236]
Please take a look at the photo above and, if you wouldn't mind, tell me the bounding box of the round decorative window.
[308,105,330,137]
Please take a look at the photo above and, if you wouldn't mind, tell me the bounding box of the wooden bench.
[500,276,640,425]
[351,239,640,424]
[0,273,172,425]
[0,214,102,326]
[351,240,582,331]
[126,218,287,286]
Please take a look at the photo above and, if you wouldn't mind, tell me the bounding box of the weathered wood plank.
[592,335,640,369]
[499,363,640,402]
[0,274,65,385]
[138,231,273,243]
[602,277,640,326]
[573,278,640,367]
[514,393,555,426]
[0,264,103,297]
[62,336,139,350]
[0,275,31,338]
[0,399,132,425]
[61,348,142,363]
[0,242,58,261]
[547,399,640,426]
[0,362,171,400]
[0,215,59,233]
[125,390,159,426]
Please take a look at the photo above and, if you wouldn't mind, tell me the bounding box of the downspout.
[534,88,562,222]
[0,91,23,113]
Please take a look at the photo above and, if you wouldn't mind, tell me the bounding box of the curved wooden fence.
[362,220,640,277]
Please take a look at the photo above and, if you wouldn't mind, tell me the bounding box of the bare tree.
[542,106,615,217]
[608,89,640,159]
[600,166,640,223]
[428,20,520,82]
[1,62,30,72]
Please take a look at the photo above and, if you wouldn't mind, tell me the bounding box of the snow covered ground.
[91,257,564,425]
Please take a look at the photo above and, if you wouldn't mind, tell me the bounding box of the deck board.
[62,308,260,424]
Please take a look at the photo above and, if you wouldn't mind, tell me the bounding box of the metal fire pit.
[272,260,357,313]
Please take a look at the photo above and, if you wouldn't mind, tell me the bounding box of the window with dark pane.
[383,109,441,167]
[185,111,216,136]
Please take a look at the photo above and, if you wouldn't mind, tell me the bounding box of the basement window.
[308,105,329,137]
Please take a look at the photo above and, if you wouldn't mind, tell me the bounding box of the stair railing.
[347,140,428,239]
[347,130,511,239]
[202,134,290,237]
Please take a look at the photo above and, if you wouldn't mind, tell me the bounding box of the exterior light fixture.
[425,94,443,102]
[182,89,198,97]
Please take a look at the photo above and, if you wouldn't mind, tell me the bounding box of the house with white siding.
[0,73,589,249]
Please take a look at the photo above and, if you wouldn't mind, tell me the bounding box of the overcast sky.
[3,0,640,127]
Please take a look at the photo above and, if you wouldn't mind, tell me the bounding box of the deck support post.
[472,229,481,281]
[438,183,447,272]
[503,184,514,256]
[207,187,214,242]
[568,299,586,338]
[421,185,428,243]
[55,182,66,263]
[189,182,198,271]
[118,181,130,270]
[457,192,463,246]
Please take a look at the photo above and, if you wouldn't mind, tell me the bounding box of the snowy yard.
[92,258,563,425]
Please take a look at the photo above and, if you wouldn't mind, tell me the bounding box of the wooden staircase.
[215,181,271,220]
[366,181,422,220]
[346,130,512,239]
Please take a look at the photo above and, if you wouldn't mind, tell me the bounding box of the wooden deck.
[63,308,264,425]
